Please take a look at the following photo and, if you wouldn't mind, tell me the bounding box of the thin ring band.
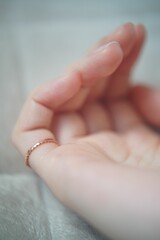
[25,138,57,167]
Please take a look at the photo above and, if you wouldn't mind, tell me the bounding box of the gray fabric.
[0,174,108,240]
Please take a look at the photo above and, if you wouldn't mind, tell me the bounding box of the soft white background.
[0,0,160,173]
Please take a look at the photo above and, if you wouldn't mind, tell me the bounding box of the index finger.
[12,71,81,170]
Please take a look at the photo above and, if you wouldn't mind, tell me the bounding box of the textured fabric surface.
[0,174,108,240]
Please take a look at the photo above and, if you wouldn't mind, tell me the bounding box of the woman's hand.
[12,23,160,240]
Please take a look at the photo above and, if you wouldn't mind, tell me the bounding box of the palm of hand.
[52,92,159,172]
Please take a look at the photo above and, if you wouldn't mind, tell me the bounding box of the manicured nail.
[94,41,120,53]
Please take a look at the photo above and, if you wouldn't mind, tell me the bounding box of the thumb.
[130,85,160,128]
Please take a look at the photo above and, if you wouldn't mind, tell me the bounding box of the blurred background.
[0,0,160,173]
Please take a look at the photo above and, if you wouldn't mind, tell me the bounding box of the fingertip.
[115,22,136,56]
[79,41,123,86]
[135,24,147,44]
[136,24,146,34]
[117,22,135,33]
[101,41,123,73]
[90,22,136,58]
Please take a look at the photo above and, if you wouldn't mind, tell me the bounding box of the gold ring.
[25,138,57,167]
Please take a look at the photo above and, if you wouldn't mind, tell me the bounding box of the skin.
[12,23,160,240]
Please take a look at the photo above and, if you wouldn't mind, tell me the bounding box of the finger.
[108,100,143,133]
[62,23,134,110]
[90,22,135,57]
[66,23,134,72]
[81,101,112,133]
[130,85,160,127]
[72,41,123,87]
[53,102,113,144]
[58,87,90,111]
[106,24,146,99]
[88,23,136,101]
[12,71,82,169]
[60,41,123,111]
[52,112,88,144]
[119,24,146,71]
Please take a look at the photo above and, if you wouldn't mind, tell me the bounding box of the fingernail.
[116,22,134,34]
[94,41,120,53]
